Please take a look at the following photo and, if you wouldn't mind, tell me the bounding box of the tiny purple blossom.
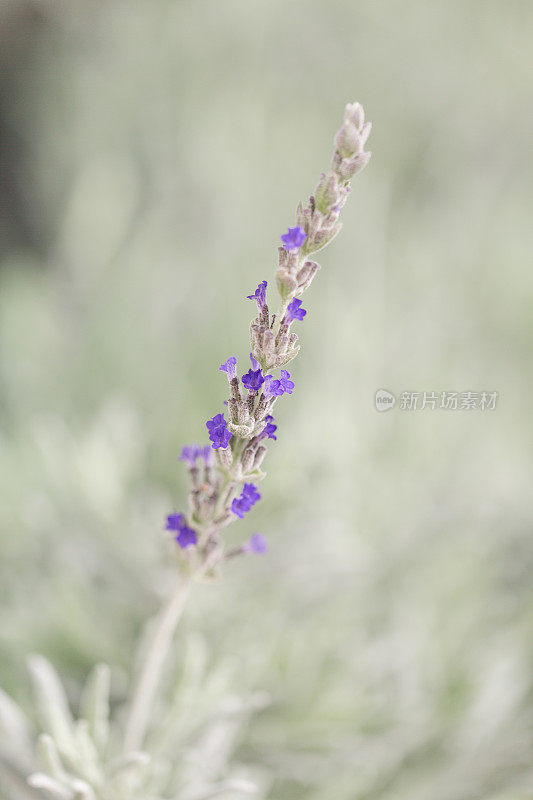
[231,497,250,518]
[279,370,294,395]
[242,368,265,393]
[241,483,261,506]
[176,526,197,549]
[220,356,237,380]
[258,414,277,440]
[231,483,261,518]
[206,413,232,449]
[200,445,214,466]
[263,374,284,398]
[179,444,201,467]
[246,280,268,311]
[206,413,226,429]
[243,533,268,554]
[281,226,307,251]
[165,513,198,549]
[286,298,307,322]
[250,352,260,370]
[165,513,184,531]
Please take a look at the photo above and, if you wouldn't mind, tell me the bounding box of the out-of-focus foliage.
[1,1,533,798]
[0,650,270,799]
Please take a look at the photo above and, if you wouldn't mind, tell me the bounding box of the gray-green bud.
[334,121,362,158]
[314,172,341,214]
[276,267,298,300]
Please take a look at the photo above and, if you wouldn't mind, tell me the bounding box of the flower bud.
[237,399,250,425]
[230,377,242,400]
[228,397,240,424]
[216,447,233,470]
[262,329,275,354]
[213,510,234,529]
[306,222,342,254]
[334,121,362,158]
[241,445,255,474]
[360,121,372,146]
[276,267,297,300]
[188,465,200,489]
[277,246,290,270]
[337,151,371,180]
[295,209,312,242]
[227,419,255,438]
[314,172,341,214]
[250,324,262,353]
[253,445,267,469]
[254,394,268,420]
[259,305,269,327]
[189,489,201,515]
[277,333,289,354]
[307,209,323,240]
[272,349,299,368]
[198,493,216,521]
[344,101,364,130]
[295,260,320,294]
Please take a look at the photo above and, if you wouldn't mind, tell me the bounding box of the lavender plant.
[0,102,371,800]
[164,100,371,575]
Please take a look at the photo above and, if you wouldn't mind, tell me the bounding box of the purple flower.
[243,533,268,554]
[176,526,198,549]
[165,513,184,531]
[286,298,307,322]
[279,370,294,395]
[281,226,307,251]
[165,513,198,549]
[179,444,201,467]
[250,352,260,370]
[206,413,232,449]
[242,368,265,392]
[220,356,237,380]
[231,497,250,518]
[258,414,277,440]
[263,374,284,398]
[242,483,261,506]
[231,482,261,518]
[246,280,267,311]
[200,445,214,467]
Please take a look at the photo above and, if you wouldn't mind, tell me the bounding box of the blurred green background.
[1,1,533,797]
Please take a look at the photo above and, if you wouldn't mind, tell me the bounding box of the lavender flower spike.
[123,102,370,764]
[168,103,370,567]
[286,298,307,322]
[220,356,237,380]
[281,225,307,251]
[206,413,232,449]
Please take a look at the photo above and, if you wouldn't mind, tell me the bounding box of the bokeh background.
[1,1,533,798]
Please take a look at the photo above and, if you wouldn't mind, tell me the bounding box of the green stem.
[122,574,193,753]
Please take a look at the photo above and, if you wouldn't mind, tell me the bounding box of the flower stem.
[122,574,193,753]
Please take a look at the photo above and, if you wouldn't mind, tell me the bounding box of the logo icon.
[375,389,396,412]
